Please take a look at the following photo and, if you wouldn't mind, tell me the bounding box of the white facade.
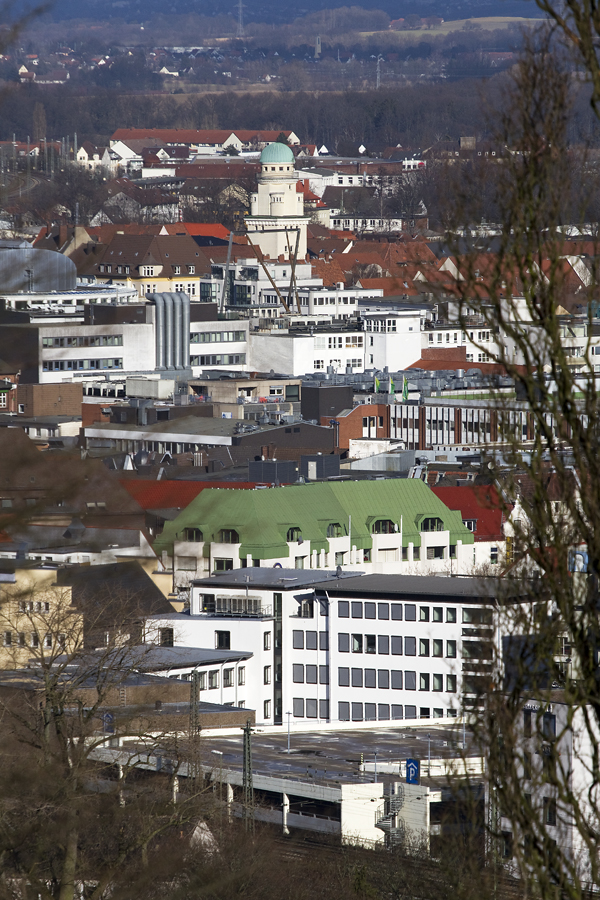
[39,320,155,384]
[145,571,497,729]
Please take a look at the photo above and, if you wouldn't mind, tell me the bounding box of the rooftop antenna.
[237,0,244,39]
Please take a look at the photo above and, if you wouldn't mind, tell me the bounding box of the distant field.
[360,16,543,39]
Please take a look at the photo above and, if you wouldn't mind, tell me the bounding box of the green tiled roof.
[154,480,474,562]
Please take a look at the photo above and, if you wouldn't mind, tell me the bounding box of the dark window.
[371,519,396,534]
[351,668,363,687]
[365,703,377,721]
[524,709,532,737]
[319,699,329,719]
[365,669,376,688]
[184,528,203,542]
[215,631,230,650]
[405,604,416,621]
[319,631,329,650]
[351,703,363,721]
[405,637,416,656]
[392,704,404,719]
[293,664,304,683]
[306,699,317,718]
[405,671,417,690]
[306,631,318,650]
[339,633,350,653]
[543,797,557,826]
[365,602,376,619]
[420,607,430,622]
[306,665,317,684]
[352,634,363,653]
[524,750,532,780]
[219,529,239,543]
[378,635,389,654]
[391,670,403,689]
[378,704,390,720]
[365,634,376,654]
[432,607,443,622]
[339,702,350,721]
[420,673,430,691]
[378,603,389,620]
[378,669,389,689]
[214,558,233,572]
[287,527,302,541]
[419,639,430,657]
[391,636,403,655]
[405,705,416,719]
[351,602,363,618]
[338,667,350,686]
[293,698,304,717]
[433,639,443,657]
[159,628,174,647]
[319,665,329,684]
[338,601,349,618]
[327,523,343,537]
[543,712,556,740]
[421,517,444,532]
[293,630,304,649]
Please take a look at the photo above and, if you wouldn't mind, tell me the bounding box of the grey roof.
[311,573,508,599]
[191,567,364,590]
[132,645,252,670]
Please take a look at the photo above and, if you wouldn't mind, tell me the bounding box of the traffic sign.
[406,758,420,785]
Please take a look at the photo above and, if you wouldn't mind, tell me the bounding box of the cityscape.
[0,1,599,898]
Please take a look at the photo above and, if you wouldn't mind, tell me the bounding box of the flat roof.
[132,646,252,669]
[311,573,507,599]
[198,723,474,787]
[191,568,364,590]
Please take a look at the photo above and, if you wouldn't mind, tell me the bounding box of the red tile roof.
[431,485,507,541]
[119,479,257,510]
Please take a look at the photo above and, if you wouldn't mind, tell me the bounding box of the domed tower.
[245,142,308,260]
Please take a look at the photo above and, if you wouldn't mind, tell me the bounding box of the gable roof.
[119,479,256,511]
[431,485,507,542]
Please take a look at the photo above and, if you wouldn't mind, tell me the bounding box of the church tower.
[245,142,308,260]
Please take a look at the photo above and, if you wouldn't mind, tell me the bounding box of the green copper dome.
[260,142,295,165]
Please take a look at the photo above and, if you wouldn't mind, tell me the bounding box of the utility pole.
[237,0,244,39]
[242,719,254,832]
[188,670,202,786]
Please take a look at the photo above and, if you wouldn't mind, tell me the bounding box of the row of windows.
[190,354,246,366]
[314,359,362,370]
[290,699,456,721]
[337,702,451,722]
[338,633,457,657]
[18,600,50,612]
[338,667,457,692]
[311,296,356,306]
[292,664,329,684]
[42,359,123,371]
[42,335,123,348]
[365,319,398,332]
[190,331,246,344]
[314,335,363,349]
[291,630,328,650]
[194,666,246,689]
[3,631,64,648]
[338,601,457,622]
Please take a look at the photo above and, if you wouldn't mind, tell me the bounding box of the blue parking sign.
[406,758,420,784]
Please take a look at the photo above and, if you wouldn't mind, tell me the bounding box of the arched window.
[327,523,343,538]
[287,527,302,542]
[421,517,444,533]
[184,528,203,542]
[220,529,239,543]
[371,519,396,535]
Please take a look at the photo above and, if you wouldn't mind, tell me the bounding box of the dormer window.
[173,265,181,274]
[327,523,343,538]
[188,265,195,274]
[421,517,444,533]
[371,519,395,535]
[287,527,302,542]
[220,529,239,543]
